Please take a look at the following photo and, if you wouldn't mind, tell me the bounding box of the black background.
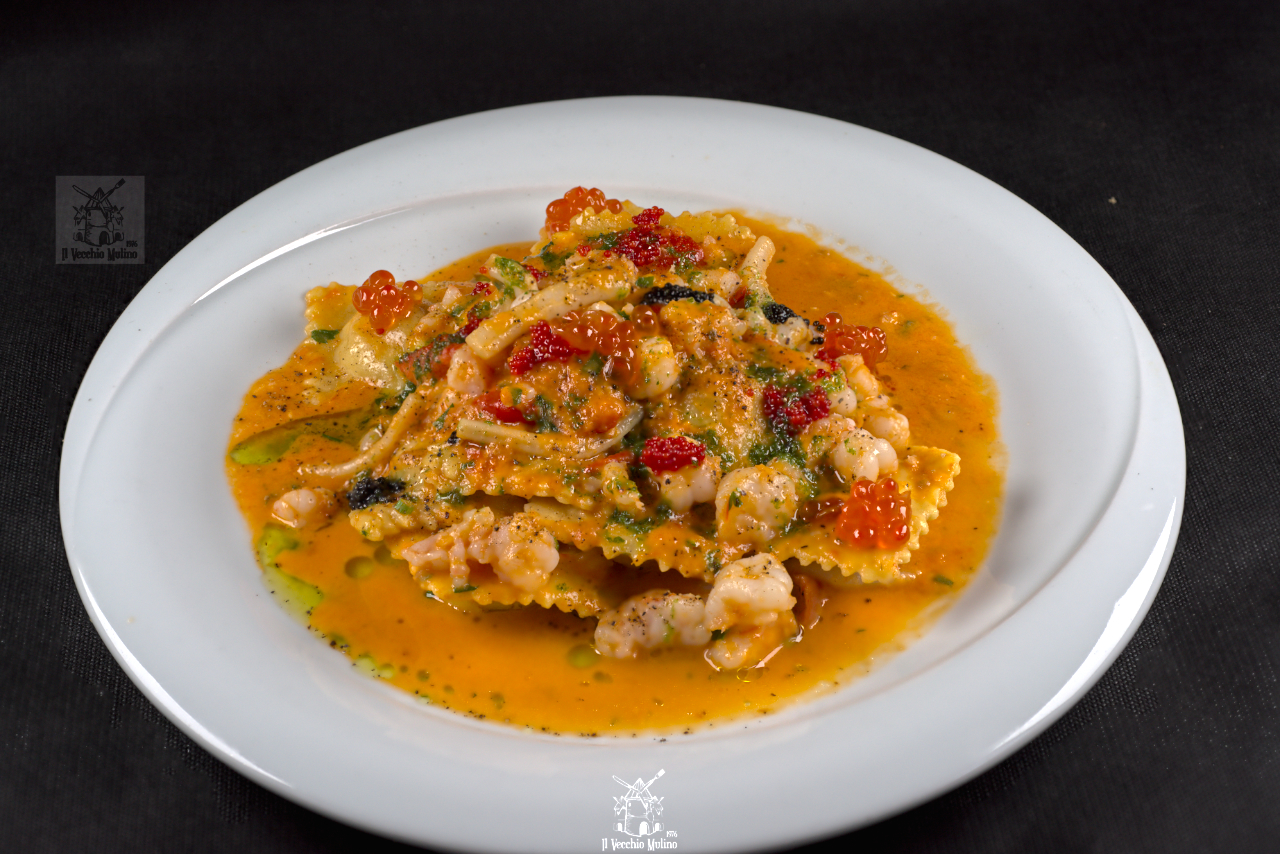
[4,1,1278,851]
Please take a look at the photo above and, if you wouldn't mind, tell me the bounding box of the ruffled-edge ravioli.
[770,447,961,583]
[523,499,746,582]
[408,545,623,618]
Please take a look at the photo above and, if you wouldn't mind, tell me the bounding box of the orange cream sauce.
[227,224,1002,736]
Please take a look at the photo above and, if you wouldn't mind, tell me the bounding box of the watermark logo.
[604,769,678,850]
[56,176,144,263]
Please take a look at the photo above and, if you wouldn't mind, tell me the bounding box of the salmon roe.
[551,308,650,385]
[816,313,888,370]
[545,187,624,234]
[353,270,421,335]
[508,308,655,385]
[834,478,910,548]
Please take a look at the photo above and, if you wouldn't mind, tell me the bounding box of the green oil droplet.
[374,544,406,567]
[345,556,375,579]
[566,643,599,668]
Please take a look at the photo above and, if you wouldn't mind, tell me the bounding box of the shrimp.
[864,409,911,451]
[700,553,799,669]
[487,512,559,592]
[594,590,711,658]
[772,315,812,349]
[826,372,860,418]
[630,336,680,399]
[703,554,796,632]
[399,507,497,590]
[270,488,336,529]
[705,614,798,670]
[656,455,721,513]
[802,415,898,482]
[838,354,883,405]
[398,508,558,593]
[830,354,910,449]
[445,343,492,398]
[714,465,798,545]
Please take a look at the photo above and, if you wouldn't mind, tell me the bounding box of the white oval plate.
[60,98,1184,852]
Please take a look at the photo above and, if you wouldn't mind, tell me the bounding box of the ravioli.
[232,188,966,675]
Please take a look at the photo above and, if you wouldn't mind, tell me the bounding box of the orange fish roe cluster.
[545,186,624,234]
[835,478,910,548]
[353,269,421,335]
[550,308,650,385]
[506,308,659,385]
[816,313,888,370]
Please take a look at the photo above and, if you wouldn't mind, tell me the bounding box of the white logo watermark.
[603,769,678,850]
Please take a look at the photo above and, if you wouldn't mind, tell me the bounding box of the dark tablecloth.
[5,1,1277,850]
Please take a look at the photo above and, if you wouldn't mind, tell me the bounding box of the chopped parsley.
[538,244,572,271]
[747,363,785,382]
[705,550,724,574]
[438,488,466,506]
[310,328,340,344]
[607,509,660,539]
[381,381,417,412]
[531,394,557,432]
[489,256,529,297]
[694,430,736,471]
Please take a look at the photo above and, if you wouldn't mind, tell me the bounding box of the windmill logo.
[56,175,145,264]
[72,179,127,246]
[613,769,665,837]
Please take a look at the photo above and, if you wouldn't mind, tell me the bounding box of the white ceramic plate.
[60,98,1184,852]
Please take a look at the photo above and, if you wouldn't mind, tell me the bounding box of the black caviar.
[346,476,405,510]
[762,301,802,324]
[637,284,717,306]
